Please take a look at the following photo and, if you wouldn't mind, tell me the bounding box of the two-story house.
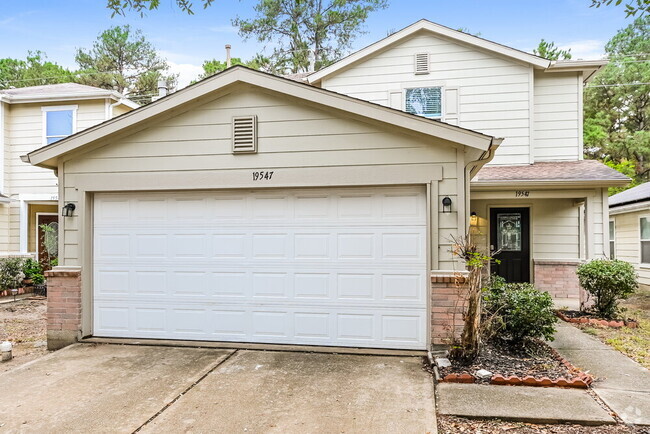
[0,83,136,261]
[24,20,627,351]
[307,20,628,306]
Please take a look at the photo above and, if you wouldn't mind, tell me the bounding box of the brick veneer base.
[533,260,581,300]
[45,267,82,350]
[431,274,467,345]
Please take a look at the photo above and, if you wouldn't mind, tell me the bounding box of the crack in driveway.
[132,349,239,433]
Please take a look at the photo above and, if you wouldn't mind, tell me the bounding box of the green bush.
[0,257,25,290]
[483,276,557,343]
[576,259,637,319]
[23,258,44,285]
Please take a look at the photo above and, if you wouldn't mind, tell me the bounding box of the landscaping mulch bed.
[438,415,647,434]
[557,310,638,328]
[437,339,592,387]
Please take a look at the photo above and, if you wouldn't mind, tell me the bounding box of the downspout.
[107,99,124,120]
[463,137,503,232]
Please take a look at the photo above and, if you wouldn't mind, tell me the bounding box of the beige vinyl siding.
[7,100,106,196]
[111,103,132,118]
[59,88,464,270]
[533,71,581,161]
[471,198,581,261]
[321,32,533,166]
[611,209,650,287]
[3,99,121,253]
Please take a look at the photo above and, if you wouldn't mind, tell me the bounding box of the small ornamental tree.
[449,235,493,362]
[576,259,638,319]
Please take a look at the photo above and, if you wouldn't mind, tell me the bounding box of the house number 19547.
[252,171,274,181]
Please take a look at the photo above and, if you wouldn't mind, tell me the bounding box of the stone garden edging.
[556,310,639,328]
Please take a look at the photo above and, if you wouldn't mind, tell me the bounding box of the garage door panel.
[93,302,427,349]
[94,268,427,305]
[94,187,428,350]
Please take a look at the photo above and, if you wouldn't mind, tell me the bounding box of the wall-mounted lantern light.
[470,211,478,226]
[62,203,76,217]
[442,196,452,213]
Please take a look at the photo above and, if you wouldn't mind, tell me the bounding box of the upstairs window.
[641,217,650,264]
[43,105,77,145]
[405,87,442,119]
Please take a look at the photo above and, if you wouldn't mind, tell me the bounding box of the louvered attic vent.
[414,53,430,75]
[232,115,257,153]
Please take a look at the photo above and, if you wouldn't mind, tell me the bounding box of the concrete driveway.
[0,344,436,433]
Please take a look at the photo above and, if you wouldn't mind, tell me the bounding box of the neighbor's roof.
[282,72,311,83]
[23,66,499,170]
[472,160,630,188]
[308,19,607,85]
[609,182,650,208]
[0,83,139,108]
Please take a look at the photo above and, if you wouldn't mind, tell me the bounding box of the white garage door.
[93,186,428,349]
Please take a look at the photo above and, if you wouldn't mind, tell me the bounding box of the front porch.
[469,186,609,303]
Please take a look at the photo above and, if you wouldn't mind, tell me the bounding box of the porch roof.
[472,160,630,188]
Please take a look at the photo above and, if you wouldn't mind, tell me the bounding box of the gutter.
[609,199,650,216]
[468,138,503,178]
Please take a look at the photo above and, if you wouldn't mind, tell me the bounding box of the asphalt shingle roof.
[609,182,650,207]
[474,160,629,184]
[0,83,115,97]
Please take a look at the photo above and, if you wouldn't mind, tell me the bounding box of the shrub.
[483,276,557,343]
[23,258,44,285]
[0,257,26,290]
[576,259,637,319]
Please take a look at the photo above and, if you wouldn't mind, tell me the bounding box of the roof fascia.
[471,178,630,190]
[609,200,650,215]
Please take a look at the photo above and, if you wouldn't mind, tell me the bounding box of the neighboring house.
[609,183,650,289]
[24,20,627,352]
[0,83,136,261]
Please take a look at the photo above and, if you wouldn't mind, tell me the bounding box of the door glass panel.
[497,213,522,252]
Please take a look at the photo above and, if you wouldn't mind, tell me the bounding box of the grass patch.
[575,285,650,369]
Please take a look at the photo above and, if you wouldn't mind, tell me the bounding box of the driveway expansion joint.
[131,349,238,433]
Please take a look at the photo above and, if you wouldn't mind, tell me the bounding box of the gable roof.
[0,83,138,108]
[23,66,498,170]
[308,19,607,85]
[609,182,650,208]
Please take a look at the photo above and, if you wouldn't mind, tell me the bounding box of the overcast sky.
[0,0,632,88]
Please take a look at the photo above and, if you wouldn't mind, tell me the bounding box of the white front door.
[93,186,428,349]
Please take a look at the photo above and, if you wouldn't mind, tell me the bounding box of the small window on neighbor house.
[405,87,442,119]
[609,220,616,259]
[640,217,650,263]
[43,106,76,145]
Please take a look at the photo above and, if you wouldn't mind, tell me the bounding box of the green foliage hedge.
[576,259,637,319]
[483,276,558,343]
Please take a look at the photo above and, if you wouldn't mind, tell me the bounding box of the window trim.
[640,216,650,265]
[42,105,78,146]
[403,85,444,120]
[609,219,615,260]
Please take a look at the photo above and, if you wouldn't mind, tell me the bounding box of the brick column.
[430,274,467,345]
[533,260,582,301]
[45,267,82,350]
